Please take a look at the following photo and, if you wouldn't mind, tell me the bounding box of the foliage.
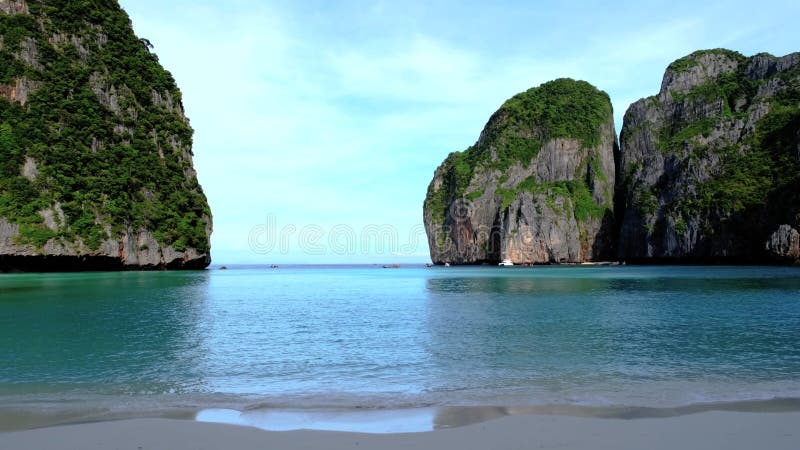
[667,49,746,74]
[496,187,516,209]
[674,218,687,235]
[589,151,607,182]
[424,78,613,225]
[690,145,773,214]
[658,57,763,155]
[690,104,799,216]
[485,78,611,167]
[514,176,608,221]
[633,186,658,216]
[424,150,472,224]
[656,118,715,153]
[675,65,800,219]
[568,181,607,221]
[666,56,699,74]
[672,69,757,116]
[0,1,210,253]
[465,189,484,201]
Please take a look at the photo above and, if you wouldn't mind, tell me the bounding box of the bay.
[2,265,800,423]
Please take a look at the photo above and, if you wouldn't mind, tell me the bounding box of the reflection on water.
[424,272,615,403]
[425,274,602,295]
[421,266,800,406]
[195,405,512,433]
[196,407,438,433]
[195,397,800,434]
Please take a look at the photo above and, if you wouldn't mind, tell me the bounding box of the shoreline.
[1,410,798,450]
[3,397,800,434]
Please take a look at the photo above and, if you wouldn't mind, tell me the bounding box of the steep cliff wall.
[423,79,617,264]
[618,49,800,264]
[0,0,212,271]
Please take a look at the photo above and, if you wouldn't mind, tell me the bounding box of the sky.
[120,0,799,264]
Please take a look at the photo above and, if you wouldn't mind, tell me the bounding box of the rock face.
[617,49,800,264]
[423,79,617,264]
[0,1,212,271]
[765,224,800,264]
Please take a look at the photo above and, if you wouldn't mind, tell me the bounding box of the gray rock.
[765,225,800,263]
[0,220,210,270]
[89,72,123,115]
[18,37,42,70]
[21,156,38,180]
[660,51,740,95]
[617,49,800,263]
[38,203,65,232]
[424,79,616,265]
[0,0,28,15]
[0,77,43,105]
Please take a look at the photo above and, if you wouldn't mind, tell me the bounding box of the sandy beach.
[1,411,798,450]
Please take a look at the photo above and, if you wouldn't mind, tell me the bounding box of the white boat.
[444,262,450,267]
[498,259,514,266]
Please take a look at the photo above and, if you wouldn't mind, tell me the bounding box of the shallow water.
[2,265,800,430]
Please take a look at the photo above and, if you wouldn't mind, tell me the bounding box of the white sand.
[1,411,798,450]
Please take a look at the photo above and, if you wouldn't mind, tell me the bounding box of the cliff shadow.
[591,209,618,261]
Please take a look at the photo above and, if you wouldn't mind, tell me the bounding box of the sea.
[2,265,800,432]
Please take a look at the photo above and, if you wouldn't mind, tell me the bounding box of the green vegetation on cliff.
[659,55,761,154]
[518,177,608,221]
[619,49,800,262]
[656,53,800,220]
[0,1,210,252]
[494,78,612,156]
[424,79,613,225]
[666,49,746,74]
[692,82,800,216]
[423,149,473,225]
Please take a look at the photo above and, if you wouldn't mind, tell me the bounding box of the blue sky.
[120,0,799,264]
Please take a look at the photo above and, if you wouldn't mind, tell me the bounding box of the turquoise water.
[2,265,800,424]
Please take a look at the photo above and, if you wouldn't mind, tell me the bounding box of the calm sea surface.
[2,265,800,427]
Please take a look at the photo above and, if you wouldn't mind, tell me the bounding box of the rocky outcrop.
[0,0,28,15]
[0,77,43,105]
[765,224,800,264]
[0,1,211,271]
[617,49,800,263]
[424,49,800,266]
[423,79,617,265]
[0,218,210,271]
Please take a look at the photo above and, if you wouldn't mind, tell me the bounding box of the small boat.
[498,259,514,266]
[444,262,450,267]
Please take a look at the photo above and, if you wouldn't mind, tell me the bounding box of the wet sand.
[1,411,798,450]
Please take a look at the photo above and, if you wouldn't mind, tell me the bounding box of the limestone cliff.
[617,49,800,264]
[0,0,212,271]
[423,79,617,265]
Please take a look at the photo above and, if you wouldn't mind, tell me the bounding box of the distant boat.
[382,264,401,269]
[498,259,514,266]
[444,263,450,267]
